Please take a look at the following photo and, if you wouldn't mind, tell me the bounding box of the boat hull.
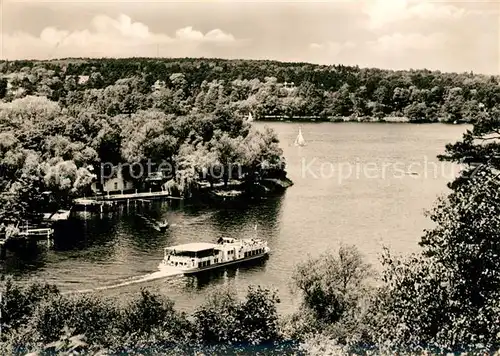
[159,250,270,275]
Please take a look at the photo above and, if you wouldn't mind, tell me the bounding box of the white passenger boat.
[158,237,270,275]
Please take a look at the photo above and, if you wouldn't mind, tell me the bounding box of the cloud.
[363,0,466,29]
[175,27,235,43]
[1,1,497,74]
[368,32,449,52]
[309,41,356,56]
[2,14,240,59]
[307,32,459,71]
[92,14,151,39]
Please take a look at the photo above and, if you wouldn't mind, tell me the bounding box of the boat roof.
[165,242,218,252]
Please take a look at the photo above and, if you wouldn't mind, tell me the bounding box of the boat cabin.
[163,242,220,269]
[217,237,236,244]
[160,237,269,273]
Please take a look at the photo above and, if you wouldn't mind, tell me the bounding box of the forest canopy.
[1,57,499,123]
[0,58,298,224]
[1,56,500,222]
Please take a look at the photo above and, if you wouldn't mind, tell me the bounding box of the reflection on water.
[1,243,46,276]
[185,255,270,291]
[0,123,468,314]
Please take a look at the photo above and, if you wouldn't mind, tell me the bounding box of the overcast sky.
[1,0,499,74]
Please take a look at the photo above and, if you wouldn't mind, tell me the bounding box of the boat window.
[171,250,197,258]
[195,249,215,258]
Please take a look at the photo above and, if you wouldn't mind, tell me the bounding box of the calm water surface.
[1,122,468,314]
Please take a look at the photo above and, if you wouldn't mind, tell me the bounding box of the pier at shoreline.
[74,190,183,209]
[0,226,54,258]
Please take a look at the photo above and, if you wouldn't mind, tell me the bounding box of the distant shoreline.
[255,116,468,124]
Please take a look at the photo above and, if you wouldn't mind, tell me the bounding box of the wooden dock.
[1,226,54,258]
[74,191,183,206]
[18,227,54,238]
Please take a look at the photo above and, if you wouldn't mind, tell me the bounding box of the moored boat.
[153,220,169,231]
[158,237,270,274]
[137,214,169,231]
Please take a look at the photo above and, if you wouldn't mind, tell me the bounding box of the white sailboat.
[247,112,254,122]
[294,126,306,147]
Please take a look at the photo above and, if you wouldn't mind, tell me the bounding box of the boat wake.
[62,269,183,295]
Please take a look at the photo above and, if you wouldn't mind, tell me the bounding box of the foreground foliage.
[0,281,291,355]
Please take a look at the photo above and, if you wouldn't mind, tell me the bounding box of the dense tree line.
[0,280,292,355]
[1,58,500,123]
[0,64,288,225]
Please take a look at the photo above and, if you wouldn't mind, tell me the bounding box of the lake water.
[0,122,468,314]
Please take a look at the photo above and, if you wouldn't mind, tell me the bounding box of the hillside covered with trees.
[1,58,500,123]
[0,58,300,226]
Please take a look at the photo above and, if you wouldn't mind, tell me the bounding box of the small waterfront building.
[144,171,164,191]
[91,165,134,195]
